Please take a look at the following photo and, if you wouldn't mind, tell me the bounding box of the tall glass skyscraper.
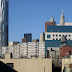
[0,0,8,48]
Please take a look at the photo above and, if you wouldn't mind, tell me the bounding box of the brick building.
[60,47,72,58]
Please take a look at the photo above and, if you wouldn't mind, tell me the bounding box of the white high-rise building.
[9,42,45,58]
[39,42,45,58]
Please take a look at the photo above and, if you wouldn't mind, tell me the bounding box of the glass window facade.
[47,26,72,32]
[0,0,8,47]
[47,35,51,38]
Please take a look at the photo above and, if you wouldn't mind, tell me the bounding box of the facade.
[9,41,19,46]
[47,48,59,61]
[0,0,8,48]
[9,42,45,58]
[45,10,72,57]
[62,55,72,72]
[32,39,39,42]
[21,38,26,42]
[0,53,52,72]
[28,42,39,58]
[60,47,72,58]
[0,46,9,54]
[24,33,32,42]
[40,32,45,42]
[39,42,45,58]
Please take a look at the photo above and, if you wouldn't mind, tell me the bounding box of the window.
[69,51,71,56]
[69,39,70,40]
[1,1,2,8]
[56,38,58,40]
[59,38,61,40]
[69,35,71,37]
[53,38,55,40]
[56,35,58,36]
[47,35,51,38]
[53,35,54,36]
[59,35,61,37]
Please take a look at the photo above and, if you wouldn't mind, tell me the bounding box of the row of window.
[47,35,71,39]
[47,35,71,40]
[53,35,71,37]
[53,38,71,40]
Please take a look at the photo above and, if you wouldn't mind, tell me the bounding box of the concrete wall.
[62,56,72,72]
[0,53,52,72]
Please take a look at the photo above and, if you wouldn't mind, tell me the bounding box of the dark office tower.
[0,0,8,47]
[24,33,32,42]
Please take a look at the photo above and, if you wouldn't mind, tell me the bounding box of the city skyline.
[9,0,72,42]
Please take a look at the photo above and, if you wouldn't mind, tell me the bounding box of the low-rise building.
[0,53,52,72]
[62,55,72,72]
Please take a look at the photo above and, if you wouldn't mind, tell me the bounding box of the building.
[32,39,39,42]
[28,42,39,58]
[60,47,72,58]
[45,10,72,57]
[21,38,26,42]
[0,53,52,72]
[62,55,72,72]
[0,0,8,47]
[24,33,32,42]
[9,41,19,46]
[47,48,59,61]
[9,42,45,58]
[40,32,45,42]
[39,42,45,58]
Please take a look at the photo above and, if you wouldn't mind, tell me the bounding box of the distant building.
[40,32,45,42]
[21,38,26,42]
[9,42,45,58]
[0,47,9,54]
[0,0,9,47]
[24,33,32,42]
[45,10,72,57]
[28,42,39,58]
[9,41,19,46]
[39,42,45,58]
[32,39,39,42]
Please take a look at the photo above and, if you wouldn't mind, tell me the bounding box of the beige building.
[62,55,72,72]
[9,41,19,46]
[0,53,52,72]
[40,32,45,42]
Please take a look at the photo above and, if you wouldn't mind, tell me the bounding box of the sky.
[9,0,72,42]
